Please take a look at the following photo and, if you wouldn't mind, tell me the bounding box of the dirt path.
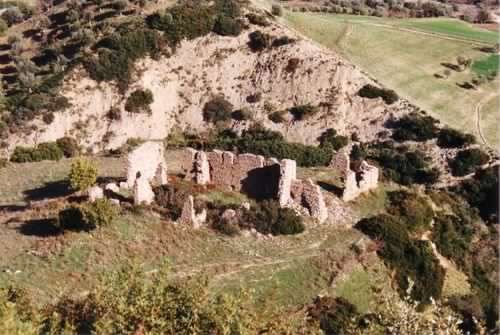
[475,93,499,153]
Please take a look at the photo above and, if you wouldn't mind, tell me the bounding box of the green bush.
[355,214,445,303]
[318,128,349,150]
[386,190,434,235]
[146,4,215,46]
[248,30,269,51]
[81,199,119,229]
[231,108,253,121]
[246,13,270,26]
[289,104,318,121]
[391,113,439,142]
[202,96,233,123]
[85,28,162,89]
[437,128,475,148]
[10,142,63,163]
[69,157,98,192]
[449,148,489,177]
[213,15,242,36]
[455,166,498,223]
[56,137,80,158]
[241,200,305,235]
[370,142,439,185]
[358,84,398,104]
[307,296,358,335]
[125,89,154,114]
[209,127,333,167]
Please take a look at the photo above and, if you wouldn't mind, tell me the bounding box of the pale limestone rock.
[133,175,155,205]
[105,183,120,193]
[342,170,360,202]
[194,151,210,185]
[278,159,296,206]
[241,202,251,210]
[88,186,104,202]
[154,163,168,186]
[358,161,379,193]
[119,181,128,189]
[127,141,166,188]
[179,195,207,229]
[110,198,120,206]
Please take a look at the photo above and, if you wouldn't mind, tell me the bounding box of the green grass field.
[472,54,500,77]
[284,12,500,149]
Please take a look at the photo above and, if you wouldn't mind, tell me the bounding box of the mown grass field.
[283,12,500,149]
[472,54,500,77]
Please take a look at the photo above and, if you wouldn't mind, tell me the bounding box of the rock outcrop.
[126,141,168,188]
[179,195,207,228]
[133,175,155,205]
[290,179,328,224]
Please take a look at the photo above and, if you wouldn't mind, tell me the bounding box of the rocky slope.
[6,20,412,153]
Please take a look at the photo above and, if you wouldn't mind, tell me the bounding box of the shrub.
[231,108,253,121]
[455,166,498,223]
[107,107,122,121]
[272,36,295,48]
[358,84,399,104]
[10,142,63,163]
[248,30,269,51]
[203,96,233,123]
[370,143,439,185]
[387,190,434,235]
[42,112,55,124]
[356,214,445,303]
[81,199,118,229]
[307,297,359,335]
[69,157,98,192]
[215,0,241,18]
[437,128,475,148]
[146,4,215,46]
[56,137,80,158]
[246,13,270,26]
[213,15,242,36]
[241,200,305,235]
[209,127,333,167]
[268,111,286,123]
[318,128,349,150]
[449,148,489,177]
[391,113,439,142]
[289,104,318,121]
[124,89,154,114]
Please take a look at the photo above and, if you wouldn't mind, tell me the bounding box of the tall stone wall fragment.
[358,161,379,193]
[179,148,197,180]
[329,149,350,180]
[194,151,210,185]
[127,141,167,188]
[179,195,207,229]
[278,159,296,206]
[342,170,360,202]
[290,179,328,223]
[133,175,155,205]
[232,154,265,191]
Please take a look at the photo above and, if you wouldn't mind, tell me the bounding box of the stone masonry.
[179,148,328,223]
[329,150,379,202]
[179,195,207,228]
[127,141,168,205]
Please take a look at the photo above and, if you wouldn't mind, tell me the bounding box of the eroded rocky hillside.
[5,17,411,153]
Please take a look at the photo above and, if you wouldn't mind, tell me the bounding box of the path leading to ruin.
[474,93,499,153]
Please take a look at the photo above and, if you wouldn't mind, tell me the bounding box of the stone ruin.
[329,149,379,202]
[179,148,328,223]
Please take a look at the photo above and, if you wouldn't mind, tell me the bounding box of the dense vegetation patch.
[241,200,305,235]
[289,104,319,121]
[471,54,499,77]
[248,30,270,51]
[391,113,439,142]
[69,157,98,192]
[124,89,154,114]
[368,142,439,185]
[206,127,333,167]
[307,296,359,335]
[356,214,445,303]
[10,142,64,163]
[386,190,433,235]
[58,199,118,232]
[318,128,349,151]
[449,148,489,177]
[437,128,475,148]
[358,84,399,105]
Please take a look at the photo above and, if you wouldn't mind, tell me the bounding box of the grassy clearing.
[472,54,500,77]
[284,12,500,149]
[398,18,500,44]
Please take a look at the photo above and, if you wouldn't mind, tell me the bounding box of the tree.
[69,157,98,192]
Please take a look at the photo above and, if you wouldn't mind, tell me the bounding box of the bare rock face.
[179,195,207,229]
[105,183,120,193]
[278,159,297,206]
[133,175,155,205]
[88,186,104,202]
[126,141,167,188]
[290,179,328,223]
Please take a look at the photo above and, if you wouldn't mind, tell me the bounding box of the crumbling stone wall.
[179,148,328,223]
[329,150,379,201]
[126,141,168,188]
